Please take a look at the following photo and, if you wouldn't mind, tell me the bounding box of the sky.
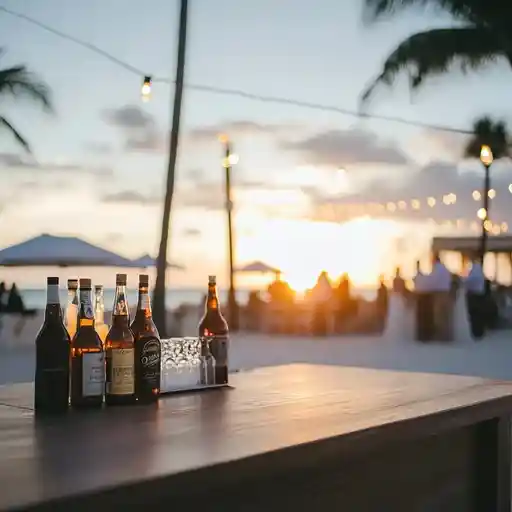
[0,0,512,290]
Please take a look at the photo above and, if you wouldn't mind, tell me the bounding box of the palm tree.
[0,50,53,151]
[359,0,512,105]
[463,117,510,261]
[152,0,189,337]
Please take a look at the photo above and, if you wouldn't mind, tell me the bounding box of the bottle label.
[108,348,134,395]
[82,352,105,397]
[137,337,161,392]
[210,335,229,367]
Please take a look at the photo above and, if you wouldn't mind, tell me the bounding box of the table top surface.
[2,363,512,510]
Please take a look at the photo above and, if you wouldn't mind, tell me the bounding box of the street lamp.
[479,144,494,264]
[219,134,239,331]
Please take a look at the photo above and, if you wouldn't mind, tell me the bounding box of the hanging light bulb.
[141,76,152,102]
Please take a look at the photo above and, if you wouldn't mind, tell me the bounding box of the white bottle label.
[109,348,134,395]
[82,352,105,397]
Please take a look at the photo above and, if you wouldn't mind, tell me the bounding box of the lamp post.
[219,134,239,331]
[479,144,494,264]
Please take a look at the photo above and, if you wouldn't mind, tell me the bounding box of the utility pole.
[153,0,189,336]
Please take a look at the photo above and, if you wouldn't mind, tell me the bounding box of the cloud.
[187,120,290,142]
[307,159,512,224]
[280,128,410,167]
[84,142,114,155]
[102,105,165,153]
[182,227,201,237]
[101,190,161,205]
[103,105,154,129]
[0,153,113,176]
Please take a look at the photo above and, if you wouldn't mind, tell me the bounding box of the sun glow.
[237,216,400,291]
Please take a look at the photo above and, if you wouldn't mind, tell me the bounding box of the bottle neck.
[94,291,105,324]
[45,284,62,319]
[112,284,130,325]
[136,286,152,319]
[78,288,94,328]
[205,284,221,313]
[68,289,78,306]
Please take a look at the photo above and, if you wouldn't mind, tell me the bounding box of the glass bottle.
[94,285,109,345]
[34,277,71,414]
[64,278,79,339]
[130,274,161,403]
[70,278,105,408]
[105,273,135,405]
[198,275,229,385]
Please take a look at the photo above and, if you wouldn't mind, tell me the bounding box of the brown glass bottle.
[131,274,161,403]
[105,273,135,405]
[70,279,105,408]
[34,277,71,414]
[198,275,229,385]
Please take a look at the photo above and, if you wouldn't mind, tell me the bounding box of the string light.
[141,76,152,102]
[488,189,496,199]
[477,208,487,220]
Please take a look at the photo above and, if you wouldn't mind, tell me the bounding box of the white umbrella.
[131,254,185,270]
[236,261,280,274]
[0,234,137,267]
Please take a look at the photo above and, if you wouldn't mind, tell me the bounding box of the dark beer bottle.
[105,273,135,405]
[70,278,105,408]
[131,274,161,403]
[34,277,71,414]
[198,275,229,385]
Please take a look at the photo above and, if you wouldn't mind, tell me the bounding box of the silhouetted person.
[427,253,453,341]
[247,290,264,331]
[335,273,351,331]
[464,259,486,340]
[0,281,6,313]
[376,275,388,312]
[267,272,294,333]
[7,283,25,313]
[311,271,332,336]
[392,267,406,294]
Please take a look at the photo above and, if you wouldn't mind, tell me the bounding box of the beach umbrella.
[131,254,185,270]
[0,234,137,267]
[236,261,281,275]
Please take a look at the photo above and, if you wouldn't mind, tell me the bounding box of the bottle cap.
[139,274,149,286]
[208,275,216,284]
[116,273,127,285]
[67,279,78,290]
[79,278,92,289]
[47,277,59,285]
[94,285,103,291]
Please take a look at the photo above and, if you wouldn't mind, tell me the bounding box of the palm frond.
[359,27,504,107]
[0,65,53,113]
[463,116,509,159]
[362,0,507,25]
[0,116,30,152]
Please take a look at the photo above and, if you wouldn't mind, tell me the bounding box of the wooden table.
[1,364,511,512]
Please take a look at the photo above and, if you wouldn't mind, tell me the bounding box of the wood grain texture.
[1,364,512,511]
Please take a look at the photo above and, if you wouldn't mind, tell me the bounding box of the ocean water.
[19,287,377,310]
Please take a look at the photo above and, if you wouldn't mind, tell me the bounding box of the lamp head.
[480,145,493,167]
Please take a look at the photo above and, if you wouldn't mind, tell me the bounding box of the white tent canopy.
[0,234,137,267]
[131,254,184,270]
[236,260,280,274]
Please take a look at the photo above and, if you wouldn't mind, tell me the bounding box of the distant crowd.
[0,282,26,314]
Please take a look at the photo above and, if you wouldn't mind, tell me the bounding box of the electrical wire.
[0,4,473,135]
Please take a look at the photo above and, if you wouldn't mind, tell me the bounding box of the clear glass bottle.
[94,285,109,345]
[64,278,79,339]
